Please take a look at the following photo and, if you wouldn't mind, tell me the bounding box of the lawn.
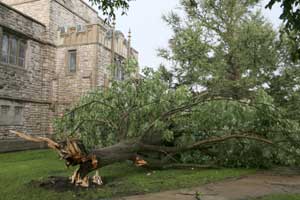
[0,149,255,200]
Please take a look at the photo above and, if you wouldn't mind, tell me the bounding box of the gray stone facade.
[0,0,138,152]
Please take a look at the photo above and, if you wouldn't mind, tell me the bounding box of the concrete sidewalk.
[119,173,300,200]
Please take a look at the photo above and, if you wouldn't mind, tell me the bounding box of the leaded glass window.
[1,34,8,63]
[0,32,27,67]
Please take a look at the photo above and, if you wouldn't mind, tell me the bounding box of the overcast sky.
[91,0,282,69]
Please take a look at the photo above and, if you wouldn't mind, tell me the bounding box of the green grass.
[255,194,300,200]
[0,150,255,200]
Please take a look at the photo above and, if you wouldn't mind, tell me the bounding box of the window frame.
[67,49,77,73]
[114,58,124,81]
[0,103,24,126]
[1,105,10,116]
[0,29,27,68]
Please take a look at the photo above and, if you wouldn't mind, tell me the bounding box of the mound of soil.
[30,176,104,192]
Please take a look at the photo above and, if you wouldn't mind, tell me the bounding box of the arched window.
[1,34,8,63]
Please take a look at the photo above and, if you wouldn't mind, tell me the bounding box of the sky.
[89,0,283,70]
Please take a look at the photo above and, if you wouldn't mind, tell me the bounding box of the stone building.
[0,0,138,152]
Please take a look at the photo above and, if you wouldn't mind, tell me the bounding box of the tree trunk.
[75,141,141,183]
[10,131,144,187]
[10,130,273,187]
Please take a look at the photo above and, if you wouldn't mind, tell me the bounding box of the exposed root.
[10,130,100,188]
[92,170,103,186]
[69,168,90,188]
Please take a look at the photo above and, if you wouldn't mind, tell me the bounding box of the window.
[1,105,10,115]
[9,36,17,65]
[68,50,77,73]
[0,32,26,67]
[0,100,24,125]
[14,106,23,116]
[14,106,23,124]
[1,34,8,63]
[114,59,124,81]
[18,40,26,67]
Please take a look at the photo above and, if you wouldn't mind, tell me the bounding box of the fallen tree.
[9,0,300,187]
[9,64,298,187]
[8,69,299,188]
[10,130,273,188]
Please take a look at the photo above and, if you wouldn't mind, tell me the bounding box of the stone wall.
[54,44,97,107]
[53,43,113,114]
[0,0,139,152]
[1,0,103,43]
[0,2,54,151]
[50,0,107,44]
[0,1,46,40]
[1,0,50,41]
[97,45,111,87]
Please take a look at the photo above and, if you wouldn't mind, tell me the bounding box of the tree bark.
[10,130,273,187]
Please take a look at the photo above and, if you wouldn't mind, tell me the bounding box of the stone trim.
[0,96,52,105]
[0,62,27,72]
[0,1,46,27]
[0,24,55,47]
[58,42,127,60]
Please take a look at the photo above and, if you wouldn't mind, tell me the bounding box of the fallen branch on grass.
[9,130,273,188]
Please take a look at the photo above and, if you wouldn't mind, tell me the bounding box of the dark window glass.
[18,40,26,67]
[1,34,8,63]
[1,32,26,67]
[114,59,124,81]
[9,36,17,65]
[1,105,10,115]
[68,50,77,72]
[14,106,23,116]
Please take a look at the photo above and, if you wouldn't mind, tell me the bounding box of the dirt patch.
[30,176,146,197]
[29,168,300,200]
[30,176,103,192]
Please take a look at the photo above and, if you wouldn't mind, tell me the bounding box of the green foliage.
[55,0,300,169]
[157,0,300,167]
[88,0,133,21]
[160,0,279,93]
[266,0,300,61]
[54,66,300,168]
[54,67,191,149]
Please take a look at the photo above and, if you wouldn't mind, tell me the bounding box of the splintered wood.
[9,130,102,188]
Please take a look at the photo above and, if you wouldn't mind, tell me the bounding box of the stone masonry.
[0,0,138,152]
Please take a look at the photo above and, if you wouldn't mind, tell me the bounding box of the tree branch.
[140,134,273,154]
